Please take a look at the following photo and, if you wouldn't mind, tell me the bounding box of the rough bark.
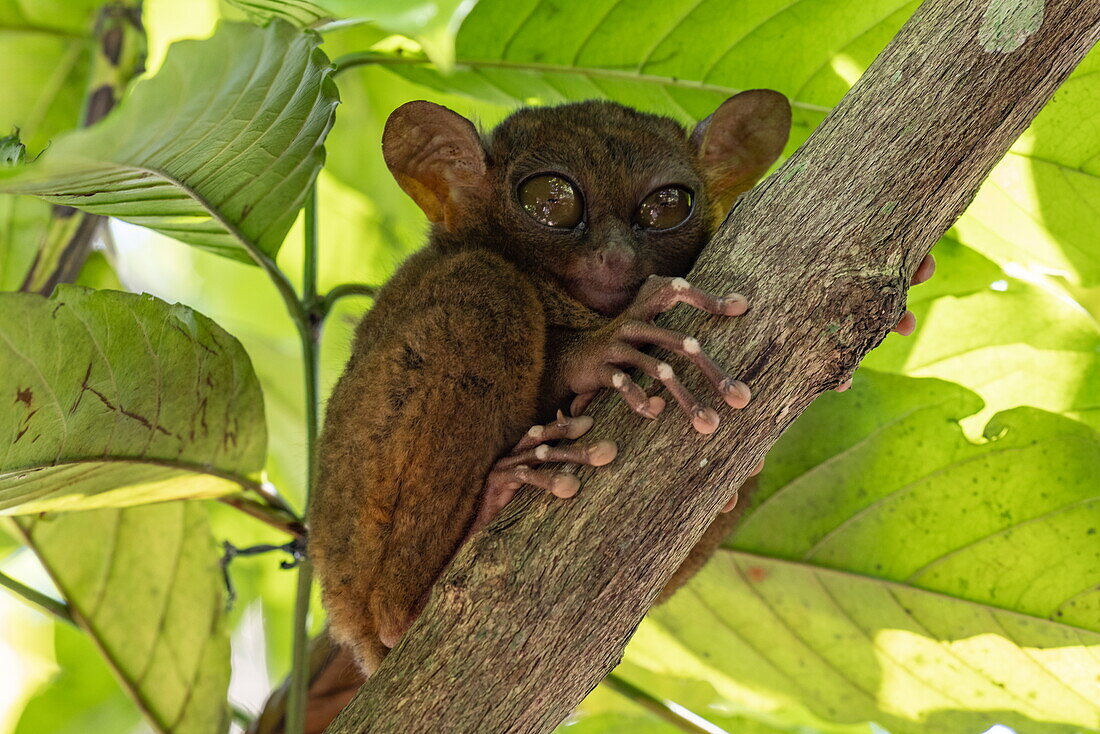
[328,1,1100,732]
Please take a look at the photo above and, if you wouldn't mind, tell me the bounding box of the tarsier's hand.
[565,275,752,435]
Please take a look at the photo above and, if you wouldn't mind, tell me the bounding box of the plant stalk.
[0,569,75,625]
[601,673,729,734]
[285,184,322,734]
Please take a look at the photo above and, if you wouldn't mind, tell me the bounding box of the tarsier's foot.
[567,275,751,435]
[468,412,618,536]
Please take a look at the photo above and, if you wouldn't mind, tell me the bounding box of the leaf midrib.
[721,549,1100,638]
[0,455,260,493]
[353,52,834,114]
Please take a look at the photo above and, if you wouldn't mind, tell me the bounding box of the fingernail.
[551,472,580,498]
[692,406,720,435]
[722,294,749,315]
[588,440,618,466]
[721,379,751,408]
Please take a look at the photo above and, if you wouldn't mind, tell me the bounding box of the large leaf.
[14,613,145,734]
[15,502,232,734]
[0,19,339,264]
[954,48,1100,286]
[614,372,1099,734]
[359,0,1098,287]
[0,286,266,514]
[348,0,930,143]
[863,236,1100,435]
[230,0,477,70]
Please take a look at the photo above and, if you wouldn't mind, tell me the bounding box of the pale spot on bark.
[979,0,1043,52]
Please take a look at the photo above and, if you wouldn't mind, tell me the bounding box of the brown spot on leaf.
[746,566,768,582]
[102,25,123,64]
[15,387,32,407]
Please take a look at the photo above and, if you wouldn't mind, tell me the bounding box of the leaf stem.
[321,282,377,316]
[0,569,75,625]
[602,673,730,734]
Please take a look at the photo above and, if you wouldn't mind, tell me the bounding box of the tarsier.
[311,91,932,674]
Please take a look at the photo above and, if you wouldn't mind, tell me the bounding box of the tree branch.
[328,1,1100,731]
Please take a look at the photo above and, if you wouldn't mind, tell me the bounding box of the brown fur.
[311,93,790,673]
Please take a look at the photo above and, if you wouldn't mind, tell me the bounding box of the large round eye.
[518,174,583,229]
[636,186,693,230]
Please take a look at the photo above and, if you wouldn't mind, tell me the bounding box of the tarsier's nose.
[594,241,637,273]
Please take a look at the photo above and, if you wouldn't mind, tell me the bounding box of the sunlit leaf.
[616,372,1099,733]
[0,285,266,514]
[14,616,144,734]
[353,0,930,144]
[0,20,339,264]
[954,49,1100,286]
[230,0,477,70]
[16,502,231,734]
[864,236,1100,434]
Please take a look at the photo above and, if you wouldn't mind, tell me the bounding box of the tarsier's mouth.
[567,276,644,316]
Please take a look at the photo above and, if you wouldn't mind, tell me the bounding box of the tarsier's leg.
[467,411,618,537]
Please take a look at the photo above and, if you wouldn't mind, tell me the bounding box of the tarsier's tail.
[247,630,367,734]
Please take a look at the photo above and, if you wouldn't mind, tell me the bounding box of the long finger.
[595,364,664,420]
[616,320,750,408]
[607,344,720,434]
[513,411,594,452]
[625,275,748,322]
[495,440,618,471]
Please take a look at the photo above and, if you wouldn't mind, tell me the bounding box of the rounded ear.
[691,90,792,218]
[382,101,489,227]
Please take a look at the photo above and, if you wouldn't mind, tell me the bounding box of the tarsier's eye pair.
[518,174,693,231]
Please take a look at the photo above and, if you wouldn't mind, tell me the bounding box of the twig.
[219,495,306,539]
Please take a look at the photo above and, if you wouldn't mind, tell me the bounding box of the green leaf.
[0,22,89,289]
[561,674,815,734]
[231,0,476,70]
[17,502,231,734]
[618,372,1099,734]
[228,0,330,26]
[0,285,266,515]
[331,0,478,71]
[954,49,1100,286]
[864,236,1100,434]
[0,20,339,264]
[1,129,25,166]
[348,0,927,141]
[14,616,144,734]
